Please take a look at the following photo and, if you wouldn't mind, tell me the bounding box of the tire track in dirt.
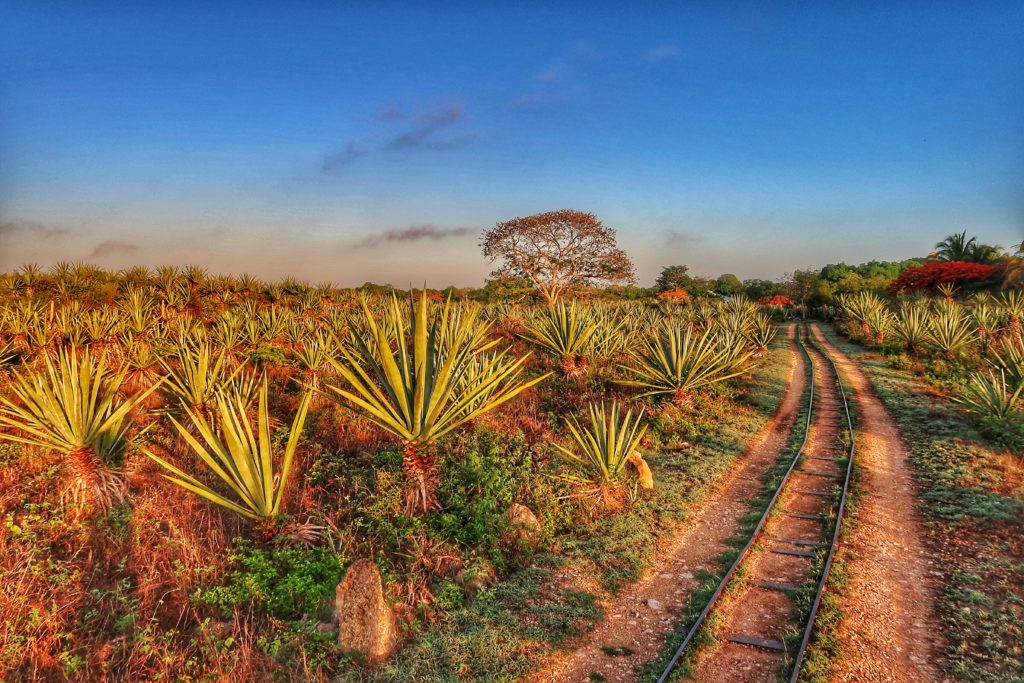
[810,324,946,683]
[526,326,806,683]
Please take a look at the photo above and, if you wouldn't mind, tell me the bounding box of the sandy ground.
[811,324,947,683]
[527,326,806,683]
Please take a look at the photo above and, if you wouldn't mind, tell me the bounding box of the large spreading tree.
[481,209,635,304]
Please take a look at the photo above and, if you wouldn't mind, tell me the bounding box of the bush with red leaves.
[757,295,795,307]
[657,289,691,303]
[886,260,998,295]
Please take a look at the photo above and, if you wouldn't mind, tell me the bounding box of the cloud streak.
[321,103,473,172]
[321,142,366,170]
[352,224,473,249]
[89,240,140,259]
[0,220,70,241]
[385,105,465,151]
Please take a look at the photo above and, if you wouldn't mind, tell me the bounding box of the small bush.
[194,539,345,620]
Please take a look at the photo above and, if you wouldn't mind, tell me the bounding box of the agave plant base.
[402,442,441,516]
[560,355,588,378]
[671,389,695,409]
[64,446,125,517]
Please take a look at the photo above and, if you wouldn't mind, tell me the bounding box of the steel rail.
[656,325,817,683]
[787,329,856,682]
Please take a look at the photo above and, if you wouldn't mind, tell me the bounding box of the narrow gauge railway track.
[657,325,856,683]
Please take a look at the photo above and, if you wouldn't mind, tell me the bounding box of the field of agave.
[0,264,777,680]
[832,289,1024,447]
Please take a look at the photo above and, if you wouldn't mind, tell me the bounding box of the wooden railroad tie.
[726,634,787,652]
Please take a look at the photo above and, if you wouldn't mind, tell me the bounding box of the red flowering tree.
[757,294,795,307]
[657,289,691,303]
[886,260,998,295]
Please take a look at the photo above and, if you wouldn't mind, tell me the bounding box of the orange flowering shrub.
[657,289,691,303]
[757,295,795,307]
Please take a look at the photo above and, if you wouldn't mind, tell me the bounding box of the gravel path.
[811,324,947,683]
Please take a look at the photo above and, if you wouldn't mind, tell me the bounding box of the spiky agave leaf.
[145,378,312,521]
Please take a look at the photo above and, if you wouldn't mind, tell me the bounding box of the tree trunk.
[65,446,125,517]
[402,441,439,516]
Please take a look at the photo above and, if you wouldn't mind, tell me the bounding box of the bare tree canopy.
[481,209,635,304]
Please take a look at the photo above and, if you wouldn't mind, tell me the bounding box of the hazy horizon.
[2,3,1022,286]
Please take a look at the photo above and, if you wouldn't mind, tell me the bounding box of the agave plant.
[553,401,652,511]
[998,290,1024,344]
[927,305,976,359]
[144,378,311,523]
[969,302,1002,349]
[892,302,930,352]
[746,313,777,357]
[993,337,1024,391]
[838,292,887,338]
[587,306,634,361]
[158,342,245,411]
[0,349,160,515]
[523,301,599,377]
[863,305,894,345]
[292,330,336,389]
[955,369,1023,420]
[618,323,752,405]
[321,292,548,514]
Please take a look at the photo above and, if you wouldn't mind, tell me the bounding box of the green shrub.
[249,343,290,367]
[431,431,533,553]
[432,579,464,611]
[194,539,344,620]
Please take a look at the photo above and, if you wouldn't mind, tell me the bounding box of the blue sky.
[1,2,1022,286]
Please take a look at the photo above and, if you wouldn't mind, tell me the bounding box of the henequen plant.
[522,301,599,377]
[618,322,752,405]
[553,401,652,512]
[145,378,311,523]
[892,301,930,352]
[927,304,976,359]
[0,348,160,516]
[157,341,245,411]
[955,369,1023,420]
[321,292,548,514]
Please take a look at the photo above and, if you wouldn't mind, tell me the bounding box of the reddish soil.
[811,324,946,683]
[527,326,806,683]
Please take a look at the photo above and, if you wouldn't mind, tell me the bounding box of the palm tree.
[934,231,977,262]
